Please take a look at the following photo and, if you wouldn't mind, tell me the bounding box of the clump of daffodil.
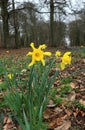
[26,42,52,66]
[8,73,13,80]
[55,51,61,57]
[60,51,71,70]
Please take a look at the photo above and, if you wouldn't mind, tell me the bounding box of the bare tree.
[12,0,19,48]
[0,0,9,48]
[44,0,67,47]
[69,8,85,46]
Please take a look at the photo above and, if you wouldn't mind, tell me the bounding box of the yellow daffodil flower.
[60,51,71,70]
[8,73,13,80]
[63,52,71,57]
[62,52,71,65]
[55,51,61,57]
[60,62,65,70]
[26,42,51,66]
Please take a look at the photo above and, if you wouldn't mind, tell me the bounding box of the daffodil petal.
[44,52,52,56]
[28,59,35,66]
[30,42,35,50]
[55,51,61,57]
[8,73,13,80]
[41,59,45,66]
[60,62,65,70]
[26,52,32,56]
[38,44,47,50]
[64,52,71,56]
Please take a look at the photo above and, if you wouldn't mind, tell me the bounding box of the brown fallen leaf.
[49,117,63,129]
[70,82,76,88]
[65,109,72,116]
[49,114,68,129]
[82,59,85,63]
[54,107,63,113]
[43,108,54,119]
[54,120,71,130]
[3,115,17,130]
[79,99,85,106]
[68,91,76,101]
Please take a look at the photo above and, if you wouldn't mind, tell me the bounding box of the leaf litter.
[0,47,85,130]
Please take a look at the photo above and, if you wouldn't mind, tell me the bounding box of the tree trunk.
[50,0,54,47]
[1,0,9,48]
[12,0,19,48]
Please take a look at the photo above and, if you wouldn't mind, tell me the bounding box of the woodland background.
[0,0,85,48]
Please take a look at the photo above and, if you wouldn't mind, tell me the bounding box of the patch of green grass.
[79,47,85,58]
[0,81,8,91]
[1,56,29,74]
[0,99,7,110]
[59,85,73,96]
[54,97,62,105]
[0,112,4,130]
[74,100,85,110]
[49,87,57,98]
[49,88,62,105]
[61,77,72,84]
[0,60,6,76]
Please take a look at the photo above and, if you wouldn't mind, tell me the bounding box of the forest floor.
[0,46,85,130]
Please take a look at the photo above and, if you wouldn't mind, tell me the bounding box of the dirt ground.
[0,47,85,130]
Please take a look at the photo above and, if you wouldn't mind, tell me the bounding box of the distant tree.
[49,0,54,46]
[54,21,66,46]
[36,21,49,45]
[0,0,39,48]
[68,8,85,46]
[78,8,85,46]
[44,0,67,47]
[0,0,9,48]
[17,2,38,47]
[69,20,82,46]
[0,0,20,48]
[12,0,20,48]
